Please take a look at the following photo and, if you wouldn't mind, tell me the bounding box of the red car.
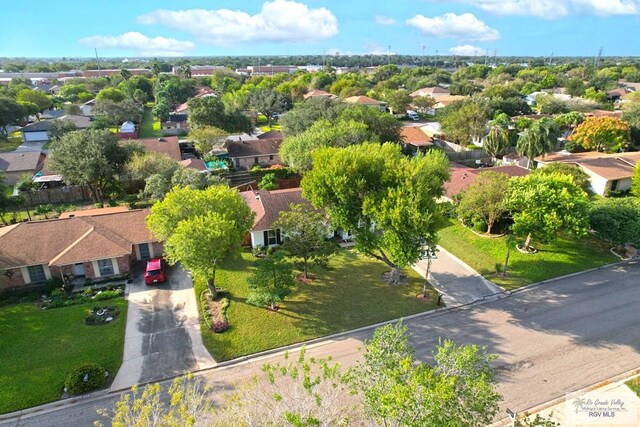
[144,258,167,285]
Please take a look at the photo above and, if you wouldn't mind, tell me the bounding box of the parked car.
[406,110,420,121]
[144,258,167,285]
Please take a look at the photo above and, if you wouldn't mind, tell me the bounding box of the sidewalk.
[413,245,504,306]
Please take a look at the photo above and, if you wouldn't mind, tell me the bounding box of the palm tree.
[516,118,559,168]
[484,126,510,159]
[179,64,192,79]
[120,68,131,81]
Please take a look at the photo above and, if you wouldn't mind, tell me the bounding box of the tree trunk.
[524,233,532,250]
[206,278,218,300]
[422,256,432,295]
[502,245,511,277]
[389,267,401,284]
[303,257,309,279]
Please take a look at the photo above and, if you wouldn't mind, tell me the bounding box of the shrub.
[82,287,93,297]
[212,320,229,333]
[84,306,121,325]
[252,245,266,257]
[64,363,106,395]
[92,289,124,301]
[219,297,230,321]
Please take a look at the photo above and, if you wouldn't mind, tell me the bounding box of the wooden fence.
[21,186,92,206]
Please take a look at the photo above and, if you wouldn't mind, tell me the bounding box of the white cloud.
[425,0,639,19]
[450,44,487,56]
[374,15,396,26]
[406,12,500,42]
[79,32,195,56]
[137,0,338,45]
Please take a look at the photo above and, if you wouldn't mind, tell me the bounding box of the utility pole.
[422,45,426,67]
[594,46,603,68]
[434,49,438,68]
[549,51,554,66]
[94,48,101,78]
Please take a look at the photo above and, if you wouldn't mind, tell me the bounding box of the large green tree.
[247,88,291,126]
[187,126,228,155]
[302,143,449,283]
[0,97,26,136]
[440,100,491,146]
[274,203,337,278]
[16,89,51,115]
[351,322,501,427]
[187,96,251,133]
[483,126,510,158]
[589,198,640,247]
[146,186,254,297]
[506,173,590,251]
[279,119,372,173]
[48,129,127,205]
[93,99,144,125]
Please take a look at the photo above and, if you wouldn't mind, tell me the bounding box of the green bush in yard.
[64,363,106,394]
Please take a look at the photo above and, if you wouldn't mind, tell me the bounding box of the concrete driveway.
[413,245,504,306]
[111,264,215,390]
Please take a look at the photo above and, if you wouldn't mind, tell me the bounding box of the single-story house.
[21,120,52,142]
[442,164,531,202]
[161,114,189,134]
[118,121,138,139]
[535,151,640,196]
[0,209,163,290]
[401,126,433,155]
[433,95,468,109]
[123,136,182,161]
[303,89,337,100]
[174,87,217,115]
[0,151,46,185]
[226,138,282,169]
[239,188,351,248]
[606,88,629,101]
[344,95,387,112]
[409,86,450,98]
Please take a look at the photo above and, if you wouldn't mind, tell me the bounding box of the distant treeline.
[2,55,640,73]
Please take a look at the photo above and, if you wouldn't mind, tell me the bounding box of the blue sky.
[1,0,640,58]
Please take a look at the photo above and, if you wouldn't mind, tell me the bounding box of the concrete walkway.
[111,264,215,390]
[413,245,503,306]
[14,141,45,152]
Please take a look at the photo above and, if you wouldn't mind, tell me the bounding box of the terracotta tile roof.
[227,139,281,158]
[344,95,386,105]
[0,209,155,268]
[410,86,450,97]
[0,151,45,173]
[239,188,310,231]
[123,136,182,161]
[178,158,208,171]
[401,127,433,146]
[444,164,530,199]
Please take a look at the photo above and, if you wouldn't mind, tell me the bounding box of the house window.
[97,259,115,276]
[611,180,619,191]
[269,155,274,161]
[27,265,46,283]
[254,157,259,164]
[263,229,281,246]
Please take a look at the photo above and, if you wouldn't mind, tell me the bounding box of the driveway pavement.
[110,264,215,390]
[13,141,45,152]
[413,245,504,306]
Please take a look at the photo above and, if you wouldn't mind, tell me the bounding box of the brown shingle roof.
[304,89,336,99]
[227,139,281,158]
[0,151,46,173]
[0,209,155,268]
[257,130,284,141]
[401,127,433,147]
[123,137,182,161]
[59,206,129,219]
[178,158,208,171]
[239,188,309,231]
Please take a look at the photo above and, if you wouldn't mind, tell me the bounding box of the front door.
[73,263,85,278]
[138,243,151,260]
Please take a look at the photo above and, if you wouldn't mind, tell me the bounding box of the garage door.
[23,131,49,142]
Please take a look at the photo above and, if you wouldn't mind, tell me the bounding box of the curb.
[507,259,633,296]
[489,367,640,426]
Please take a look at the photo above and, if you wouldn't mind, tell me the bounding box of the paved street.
[110,264,215,390]
[413,245,504,305]
[4,261,640,426]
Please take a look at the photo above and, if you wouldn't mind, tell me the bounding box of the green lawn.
[0,131,23,151]
[139,106,162,138]
[0,299,127,414]
[438,219,618,290]
[256,113,282,133]
[196,249,438,361]
[626,377,640,397]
